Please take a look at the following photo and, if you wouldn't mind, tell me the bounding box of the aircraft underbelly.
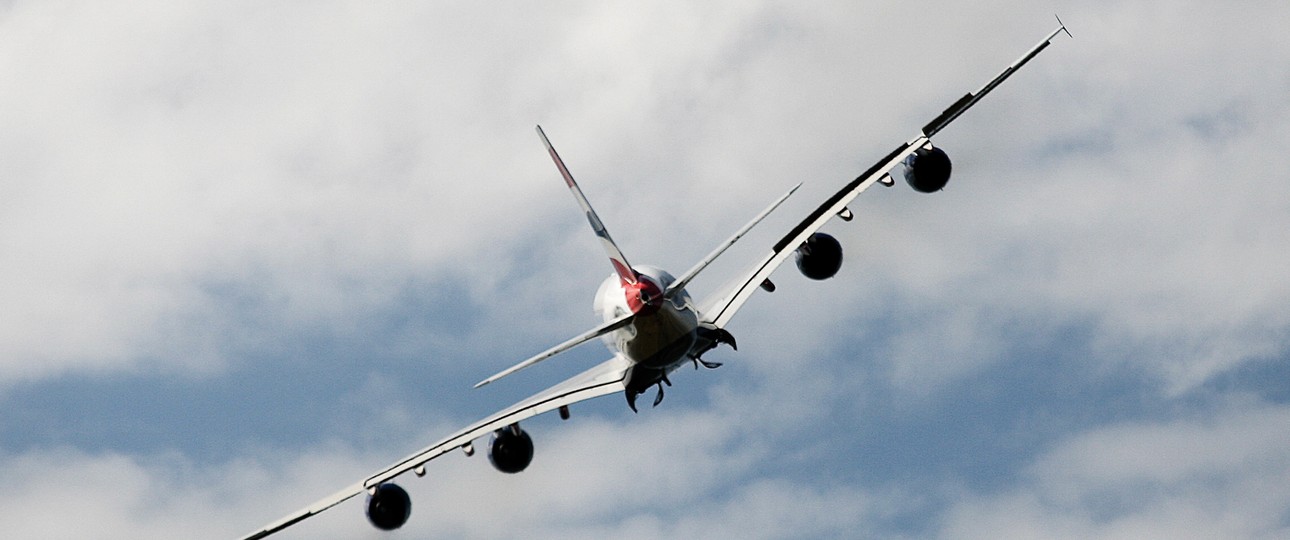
[622,306,698,369]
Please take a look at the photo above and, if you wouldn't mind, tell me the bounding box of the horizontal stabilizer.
[474,312,636,388]
[666,182,801,298]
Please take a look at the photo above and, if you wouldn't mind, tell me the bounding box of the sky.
[2,1,1289,538]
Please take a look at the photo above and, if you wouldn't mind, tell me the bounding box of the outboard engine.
[365,483,412,531]
[488,424,534,474]
[794,232,843,280]
[903,145,953,193]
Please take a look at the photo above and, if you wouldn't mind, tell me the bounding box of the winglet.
[1055,15,1073,39]
[536,125,638,285]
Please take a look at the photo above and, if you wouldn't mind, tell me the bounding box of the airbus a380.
[242,21,1070,538]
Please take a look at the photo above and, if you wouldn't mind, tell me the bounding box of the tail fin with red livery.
[536,125,638,285]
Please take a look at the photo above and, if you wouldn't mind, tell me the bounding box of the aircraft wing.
[700,23,1068,328]
[238,354,631,540]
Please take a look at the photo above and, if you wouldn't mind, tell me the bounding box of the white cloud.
[0,408,894,540]
[0,0,568,381]
[938,401,1290,540]
[1,0,1289,538]
[6,0,1282,392]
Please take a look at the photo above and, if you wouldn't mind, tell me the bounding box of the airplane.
[240,21,1071,539]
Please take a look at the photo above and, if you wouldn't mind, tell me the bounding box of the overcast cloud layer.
[2,1,1289,538]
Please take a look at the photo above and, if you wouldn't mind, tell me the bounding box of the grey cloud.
[2,1,1289,539]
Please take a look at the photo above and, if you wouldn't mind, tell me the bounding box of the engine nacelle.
[488,425,534,474]
[903,145,953,193]
[794,232,843,280]
[365,483,412,531]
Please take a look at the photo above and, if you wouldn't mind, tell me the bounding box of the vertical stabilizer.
[536,125,638,285]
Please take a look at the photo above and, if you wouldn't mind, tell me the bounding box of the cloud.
[0,0,564,382]
[0,407,894,540]
[1,0,1289,539]
[938,401,1290,539]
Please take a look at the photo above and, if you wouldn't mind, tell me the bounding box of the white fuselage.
[593,266,699,370]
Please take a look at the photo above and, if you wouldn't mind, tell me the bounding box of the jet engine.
[488,424,534,474]
[795,232,843,280]
[365,483,412,531]
[903,145,953,193]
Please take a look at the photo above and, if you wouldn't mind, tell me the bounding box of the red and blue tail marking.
[536,125,639,286]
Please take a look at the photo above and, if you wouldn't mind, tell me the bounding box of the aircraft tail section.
[536,125,638,285]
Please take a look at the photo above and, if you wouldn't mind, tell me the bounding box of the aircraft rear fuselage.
[594,265,699,370]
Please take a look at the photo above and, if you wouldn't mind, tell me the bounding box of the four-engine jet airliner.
[241,22,1070,538]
